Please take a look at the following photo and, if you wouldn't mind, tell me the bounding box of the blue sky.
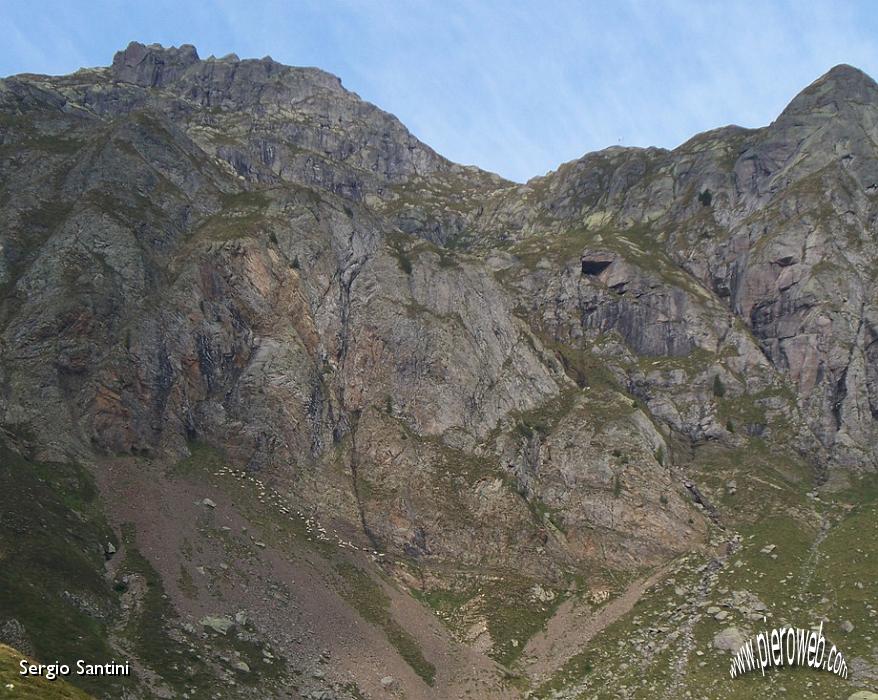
[2,0,877,182]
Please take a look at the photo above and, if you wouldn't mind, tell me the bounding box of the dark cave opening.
[581,259,612,275]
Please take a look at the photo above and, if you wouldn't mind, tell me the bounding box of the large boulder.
[713,626,747,653]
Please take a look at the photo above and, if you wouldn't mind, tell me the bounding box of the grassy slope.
[0,644,93,699]
[0,443,131,698]
[532,442,878,699]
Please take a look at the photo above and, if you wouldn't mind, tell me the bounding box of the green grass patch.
[0,443,126,697]
[334,560,436,685]
[0,644,93,699]
[117,524,212,694]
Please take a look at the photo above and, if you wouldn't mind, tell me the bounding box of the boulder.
[713,626,747,652]
[200,616,234,635]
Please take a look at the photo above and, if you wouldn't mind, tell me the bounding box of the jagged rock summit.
[112,41,202,86]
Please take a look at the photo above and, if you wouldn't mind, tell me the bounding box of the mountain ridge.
[0,44,876,700]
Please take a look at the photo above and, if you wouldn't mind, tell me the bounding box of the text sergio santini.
[19,658,130,680]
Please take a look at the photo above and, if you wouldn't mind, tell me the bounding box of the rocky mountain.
[0,42,876,699]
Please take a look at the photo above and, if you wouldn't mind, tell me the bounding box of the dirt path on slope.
[522,560,678,683]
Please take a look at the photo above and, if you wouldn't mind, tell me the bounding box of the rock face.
[0,44,876,584]
[471,64,878,474]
